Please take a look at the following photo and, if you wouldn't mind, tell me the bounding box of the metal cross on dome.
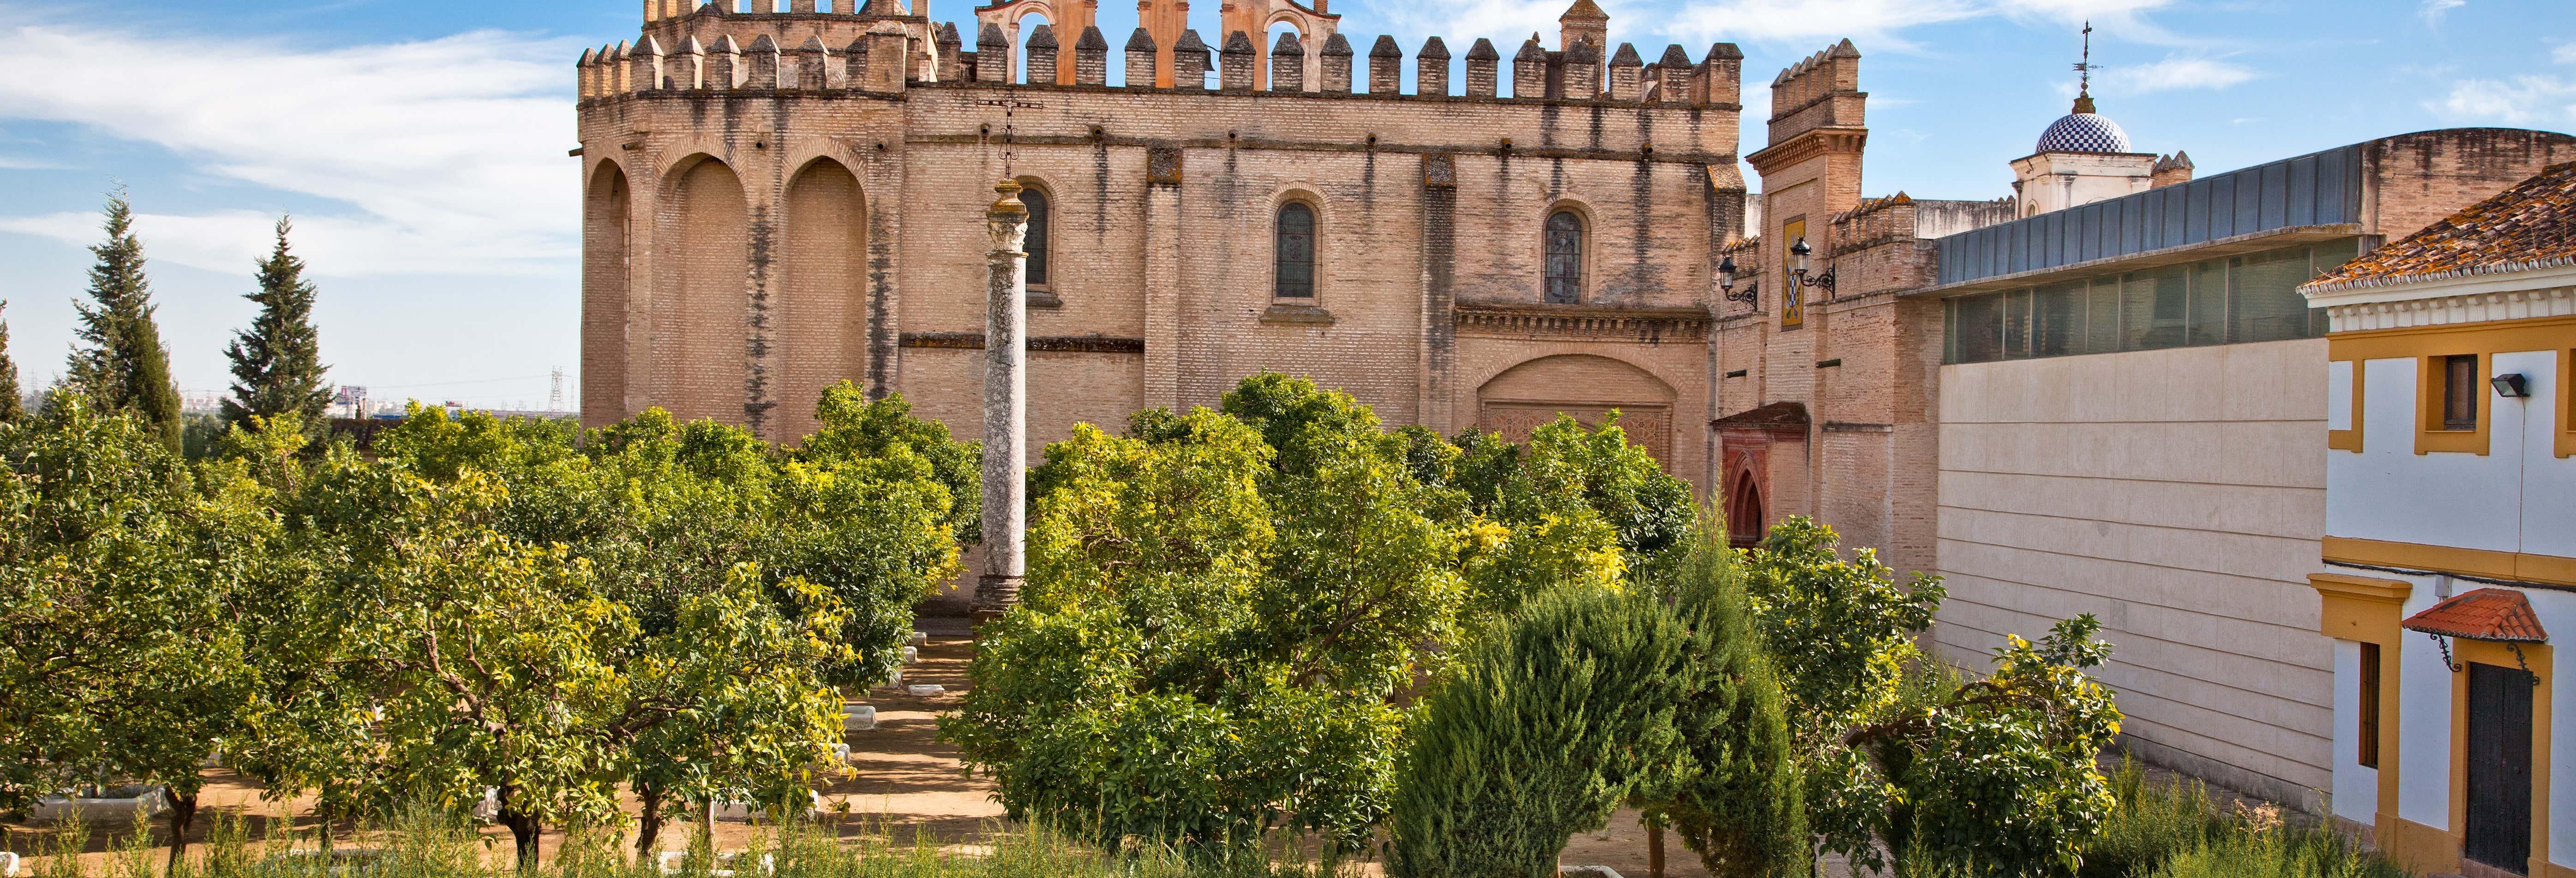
[2073,21,2097,98]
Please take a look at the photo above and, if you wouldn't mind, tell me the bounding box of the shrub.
[1654,519,1805,878]
[1848,616,2124,877]
[1389,586,1693,878]
[949,375,1690,854]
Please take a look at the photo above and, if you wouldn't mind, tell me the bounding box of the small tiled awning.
[2401,588,2548,643]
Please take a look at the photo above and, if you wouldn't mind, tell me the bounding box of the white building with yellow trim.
[2303,159,2576,878]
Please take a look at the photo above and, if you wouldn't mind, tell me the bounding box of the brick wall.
[578,56,1744,492]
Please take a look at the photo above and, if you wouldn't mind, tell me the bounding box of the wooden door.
[2465,662,2534,874]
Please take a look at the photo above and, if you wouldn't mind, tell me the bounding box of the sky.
[0,0,2569,412]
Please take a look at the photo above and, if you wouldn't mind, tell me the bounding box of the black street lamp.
[1719,256,1757,305]
[1788,237,1836,295]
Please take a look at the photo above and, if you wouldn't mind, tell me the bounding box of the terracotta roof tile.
[2303,160,2576,294]
[2401,587,2548,643]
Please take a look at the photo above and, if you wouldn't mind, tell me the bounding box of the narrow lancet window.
[1275,203,1315,299]
[1545,210,1583,303]
[1021,184,1051,287]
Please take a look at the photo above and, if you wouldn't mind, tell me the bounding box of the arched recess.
[582,160,632,427]
[660,154,748,428]
[1725,465,1764,548]
[1220,0,1333,90]
[976,0,1088,84]
[779,157,868,443]
[1475,353,1676,468]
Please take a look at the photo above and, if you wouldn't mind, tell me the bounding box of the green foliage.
[951,406,1404,849]
[0,300,23,423]
[236,445,631,866]
[0,393,252,851]
[1388,514,1803,878]
[222,217,333,433]
[1389,587,1694,878]
[2078,760,2230,878]
[797,382,983,546]
[1742,516,1947,745]
[66,188,183,450]
[2081,759,2404,878]
[952,375,1688,854]
[1449,415,1692,619]
[27,812,1361,878]
[1654,519,1806,878]
[222,395,959,867]
[1849,616,2126,877]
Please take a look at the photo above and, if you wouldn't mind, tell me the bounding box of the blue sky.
[0,0,2568,411]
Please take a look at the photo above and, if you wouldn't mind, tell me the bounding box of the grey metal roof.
[1934,143,2363,286]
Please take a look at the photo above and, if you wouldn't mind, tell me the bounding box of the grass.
[8,805,1354,878]
[2078,759,2406,878]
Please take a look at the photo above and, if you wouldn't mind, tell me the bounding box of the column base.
[971,573,1024,626]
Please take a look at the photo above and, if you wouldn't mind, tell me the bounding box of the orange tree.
[945,374,1693,854]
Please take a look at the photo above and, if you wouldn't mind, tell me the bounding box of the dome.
[2036,111,2133,154]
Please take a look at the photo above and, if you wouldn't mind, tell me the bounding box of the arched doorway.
[1725,467,1764,549]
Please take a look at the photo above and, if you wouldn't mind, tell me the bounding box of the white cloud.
[0,154,73,169]
[2428,73,2576,124]
[2555,42,2576,65]
[0,18,582,277]
[2419,0,2465,24]
[2099,54,2256,93]
[1657,0,1981,48]
[1381,0,1618,53]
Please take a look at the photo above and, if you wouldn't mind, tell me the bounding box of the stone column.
[974,179,1030,622]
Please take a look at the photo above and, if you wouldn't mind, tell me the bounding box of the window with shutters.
[2442,354,2479,431]
[2358,641,2381,769]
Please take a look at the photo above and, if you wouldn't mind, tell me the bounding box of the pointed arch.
[582,159,632,427]
[1725,465,1764,549]
[659,154,748,427]
[780,156,867,443]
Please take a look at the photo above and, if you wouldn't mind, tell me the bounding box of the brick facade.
[578,0,1747,496]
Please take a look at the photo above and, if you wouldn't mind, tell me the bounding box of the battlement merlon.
[1759,38,1862,148]
[580,21,1741,107]
[637,2,945,84]
[577,78,1741,167]
[600,0,1737,99]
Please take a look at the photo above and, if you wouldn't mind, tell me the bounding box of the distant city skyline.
[0,0,2568,412]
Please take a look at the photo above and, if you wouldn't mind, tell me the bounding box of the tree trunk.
[496,787,542,872]
[634,783,663,860]
[1647,821,1664,878]
[164,789,200,870]
[701,797,715,848]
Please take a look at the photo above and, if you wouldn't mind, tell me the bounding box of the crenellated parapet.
[1830,191,1913,252]
[583,0,1744,105]
[1757,39,1862,150]
[634,0,943,86]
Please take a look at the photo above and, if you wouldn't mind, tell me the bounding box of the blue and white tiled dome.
[2035,111,2133,154]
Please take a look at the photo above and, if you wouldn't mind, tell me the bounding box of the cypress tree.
[0,301,22,422]
[222,216,331,431]
[1390,586,1697,878]
[67,187,183,449]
